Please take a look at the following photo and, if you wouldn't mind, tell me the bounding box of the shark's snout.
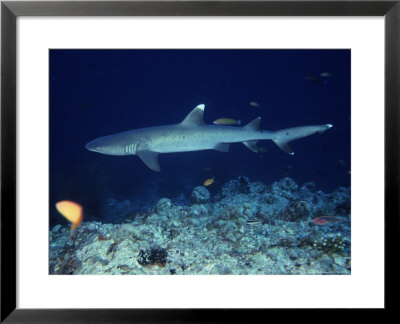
[85,136,127,156]
[85,139,101,152]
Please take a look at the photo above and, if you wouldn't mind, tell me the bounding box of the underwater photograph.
[49,49,351,275]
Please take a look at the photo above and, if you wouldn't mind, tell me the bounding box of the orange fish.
[203,177,214,186]
[56,200,83,230]
[311,216,339,225]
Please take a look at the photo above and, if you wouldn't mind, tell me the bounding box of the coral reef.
[49,176,351,275]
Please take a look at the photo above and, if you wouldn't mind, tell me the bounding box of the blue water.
[50,49,350,226]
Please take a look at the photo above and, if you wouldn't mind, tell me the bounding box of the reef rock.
[191,186,210,204]
[155,198,173,216]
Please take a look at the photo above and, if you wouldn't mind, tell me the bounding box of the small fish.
[311,216,339,225]
[338,160,346,166]
[249,101,260,107]
[320,72,332,77]
[202,167,212,172]
[246,219,261,224]
[305,75,327,84]
[213,118,241,126]
[55,200,83,231]
[203,177,214,186]
[258,147,268,153]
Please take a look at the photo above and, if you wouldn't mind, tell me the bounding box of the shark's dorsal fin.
[245,117,261,131]
[137,150,161,171]
[180,104,206,126]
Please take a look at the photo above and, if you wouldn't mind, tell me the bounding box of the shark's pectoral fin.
[214,143,230,152]
[242,140,259,152]
[137,150,161,171]
[273,140,294,155]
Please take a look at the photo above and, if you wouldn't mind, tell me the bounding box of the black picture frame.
[1,0,398,322]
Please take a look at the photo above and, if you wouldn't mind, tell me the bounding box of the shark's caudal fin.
[272,124,333,155]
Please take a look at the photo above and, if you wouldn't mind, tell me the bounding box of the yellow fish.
[203,177,214,186]
[212,118,241,126]
[56,200,83,231]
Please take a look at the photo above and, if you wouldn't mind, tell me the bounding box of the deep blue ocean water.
[50,49,350,227]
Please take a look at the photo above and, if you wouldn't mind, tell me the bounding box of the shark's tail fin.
[272,124,333,155]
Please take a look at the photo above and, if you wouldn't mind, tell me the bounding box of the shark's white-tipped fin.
[181,104,206,126]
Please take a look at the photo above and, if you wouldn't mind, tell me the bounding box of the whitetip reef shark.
[85,104,332,171]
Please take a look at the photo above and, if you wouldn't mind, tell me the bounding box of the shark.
[85,104,332,171]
